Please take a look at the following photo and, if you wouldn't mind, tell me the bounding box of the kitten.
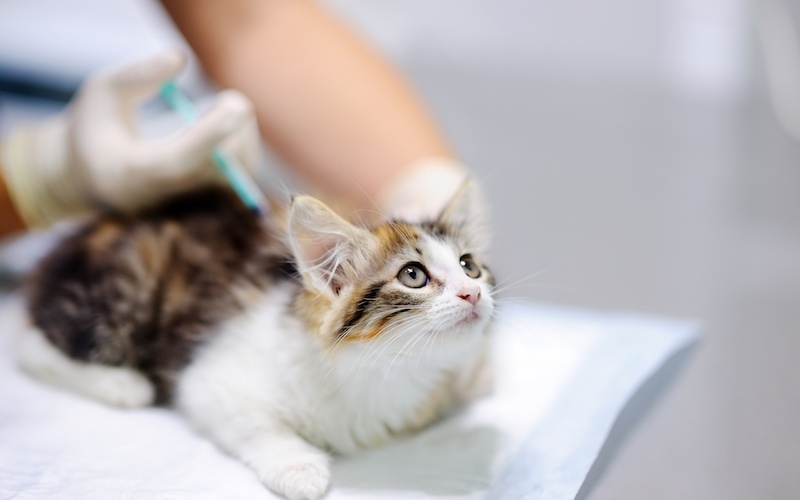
[16,182,495,500]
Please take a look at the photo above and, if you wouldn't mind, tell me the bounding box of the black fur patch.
[28,187,294,403]
[418,220,452,239]
[338,281,386,339]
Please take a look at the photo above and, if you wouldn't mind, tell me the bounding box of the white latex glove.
[1,50,260,228]
[377,157,470,223]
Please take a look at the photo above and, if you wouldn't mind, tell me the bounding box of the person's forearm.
[0,149,27,237]
[161,0,454,210]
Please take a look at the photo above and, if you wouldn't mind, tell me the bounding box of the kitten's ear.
[288,196,374,296]
[436,179,491,252]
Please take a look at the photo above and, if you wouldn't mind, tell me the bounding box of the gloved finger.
[105,50,186,103]
[136,89,254,181]
[215,116,263,176]
[66,51,186,140]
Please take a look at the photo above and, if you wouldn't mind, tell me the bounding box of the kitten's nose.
[457,286,481,306]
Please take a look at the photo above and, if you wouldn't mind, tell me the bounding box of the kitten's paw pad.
[267,460,331,500]
[90,369,155,408]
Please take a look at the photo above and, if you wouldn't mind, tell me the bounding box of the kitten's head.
[288,180,494,366]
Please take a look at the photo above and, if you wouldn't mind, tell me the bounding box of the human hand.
[377,157,471,223]
[1,50,260,228]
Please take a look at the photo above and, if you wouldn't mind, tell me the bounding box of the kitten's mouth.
[455,310,481,327]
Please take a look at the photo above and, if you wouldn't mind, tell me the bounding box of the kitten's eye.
[397,263,429,288]
[460,254,482,279]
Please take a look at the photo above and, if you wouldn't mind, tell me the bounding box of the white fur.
[17,186,494,500]
[16,326,155,408]
[175,235,493,500]
[15,237,492,500]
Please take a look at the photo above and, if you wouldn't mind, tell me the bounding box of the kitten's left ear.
[437,178,491,252]
[288,196,374,297]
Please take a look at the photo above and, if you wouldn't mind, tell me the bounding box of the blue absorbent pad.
[0,296,698,499]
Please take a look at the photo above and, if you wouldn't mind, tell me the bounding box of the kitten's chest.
[294,364,456,454]
[180,288,462,455]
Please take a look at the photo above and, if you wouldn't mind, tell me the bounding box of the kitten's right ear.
[288,196,374,297]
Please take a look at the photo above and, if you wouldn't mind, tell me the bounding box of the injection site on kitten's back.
[17,182,495,500]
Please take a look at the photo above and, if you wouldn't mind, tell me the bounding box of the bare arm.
[0,151,26,237]
[160,0,456,211]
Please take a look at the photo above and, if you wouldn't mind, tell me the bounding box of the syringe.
[160,81,268,217]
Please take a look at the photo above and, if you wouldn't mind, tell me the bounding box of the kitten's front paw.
[261,456,330,500]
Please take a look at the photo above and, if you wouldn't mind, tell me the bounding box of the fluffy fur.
[16,184,495,500]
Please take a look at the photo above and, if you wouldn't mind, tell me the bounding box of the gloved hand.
[377,157,471,223]
[1,50,260,228]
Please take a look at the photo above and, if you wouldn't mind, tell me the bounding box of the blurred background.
[1,0,798,498]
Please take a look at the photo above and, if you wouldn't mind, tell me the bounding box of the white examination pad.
[0,295,697,500]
